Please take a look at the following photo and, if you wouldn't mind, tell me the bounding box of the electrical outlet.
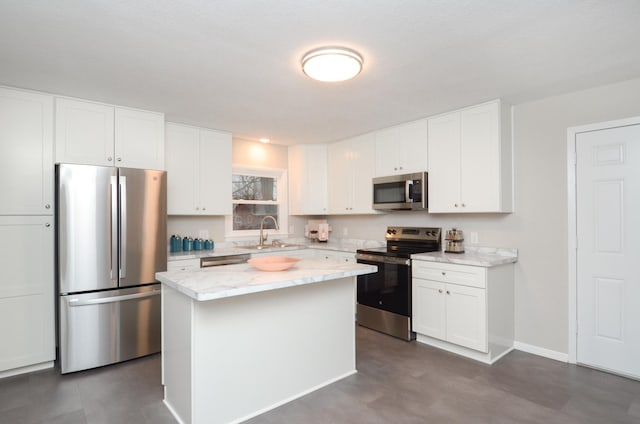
[470,232,479,244]
[198,230,209,239]
[343,228,348,237]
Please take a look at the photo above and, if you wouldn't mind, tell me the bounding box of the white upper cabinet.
[427,100,513,213]
[165,123,231,215]
[0,87,54,215]
[55,98,165,170]
[328,133,377,214]
[114,107,165,169]
[375,119,428,176]
[288,144,328,215]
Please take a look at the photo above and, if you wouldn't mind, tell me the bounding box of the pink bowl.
[248,256,300,272]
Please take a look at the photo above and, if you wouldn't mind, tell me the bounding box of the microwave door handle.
[406,180,413,202]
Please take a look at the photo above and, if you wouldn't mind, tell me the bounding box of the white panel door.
[0,216,55,371]
[412,278,446,340]
[397,119,428,175]
[576,123,640,379]
[55,98,114,166]
[165,123,199,215]
[460,102,500,212]
[445,283,487,352]
[0,88,53,215]
[114,107,165,170]
[199,129,231,215]
[374,126,400,176]
[427,112,461,212]
[328,140,352,213]
[350,133,376,214]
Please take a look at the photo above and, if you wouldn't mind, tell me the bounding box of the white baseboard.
[0,361,54,379]
[514,341,568,363]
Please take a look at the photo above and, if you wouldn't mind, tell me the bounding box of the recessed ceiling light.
[301,47,363,82]
[259,138,270,143]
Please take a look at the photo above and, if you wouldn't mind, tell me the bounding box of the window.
[226,167,288,238]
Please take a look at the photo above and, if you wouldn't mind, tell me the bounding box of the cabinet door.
[427,112,461,212]
[55,98,114,166]
[289,144,327,215]
[445,283,487,352]
[0,88,53,215]
[165,123,199,215]
[167,259,201,271]
[199,129,232,215]
[374,127,400,176]
[0,216,55,372]
[349,133,376,214]
[327,141,352,213]
[460,102,500,212]
[397,119,428,174]
[412,278,446,340]
[115,107,165,170]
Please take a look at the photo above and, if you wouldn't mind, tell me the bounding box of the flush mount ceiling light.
[258,138,270,143]
[301,47,363,82]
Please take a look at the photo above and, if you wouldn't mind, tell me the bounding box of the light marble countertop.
[156,258,377,301]
[167,238,385,261]
[411,246,518,267]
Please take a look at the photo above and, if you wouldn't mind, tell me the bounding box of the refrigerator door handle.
[119,175,127,279]
[67,289,160,307]
[110,176,118,282]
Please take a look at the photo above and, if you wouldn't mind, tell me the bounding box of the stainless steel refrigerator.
[56,164,167,374]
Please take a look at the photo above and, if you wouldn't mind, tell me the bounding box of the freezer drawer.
[59,285,161,374]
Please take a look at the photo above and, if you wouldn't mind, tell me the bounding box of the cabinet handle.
[446,290,450,295]
[399,166,403,170]
[45,223,51,227]
[195,207,200,211]
[461,203,466,207]
[438,289,443,293]
[202,207,206,211]
[107,156,113,162]
[45,204,50,209]
[454,203,458,208]
[117,157,122,162]
[441,271,446,275]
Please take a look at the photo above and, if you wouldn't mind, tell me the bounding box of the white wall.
[167,139,288,241]
[292,77,640,355]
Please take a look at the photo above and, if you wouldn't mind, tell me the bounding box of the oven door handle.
[356,253,410,266]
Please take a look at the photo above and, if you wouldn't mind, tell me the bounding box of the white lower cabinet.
[412,260,513,364]
[167,258,201,271]
[314,250,356,263]
[0,216,55,376]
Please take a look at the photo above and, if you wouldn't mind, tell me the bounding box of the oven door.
[356,254,411,316]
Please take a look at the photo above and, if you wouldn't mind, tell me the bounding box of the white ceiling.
[1,1,640,145]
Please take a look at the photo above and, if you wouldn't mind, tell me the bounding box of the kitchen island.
[156,258,376,424]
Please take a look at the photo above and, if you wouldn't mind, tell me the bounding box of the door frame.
[567,115,640,364]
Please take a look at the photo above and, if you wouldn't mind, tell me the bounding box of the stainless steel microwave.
[372,172,428,211]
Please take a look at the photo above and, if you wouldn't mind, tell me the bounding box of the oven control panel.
[385,226,441,242]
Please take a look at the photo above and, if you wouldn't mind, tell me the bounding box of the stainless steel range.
[356,226,441,341]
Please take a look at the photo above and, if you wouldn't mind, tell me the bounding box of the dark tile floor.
[2,326,640,423]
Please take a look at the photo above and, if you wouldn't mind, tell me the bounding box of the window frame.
[225,166,288,240]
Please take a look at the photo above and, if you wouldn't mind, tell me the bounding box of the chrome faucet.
[258,215,279,247]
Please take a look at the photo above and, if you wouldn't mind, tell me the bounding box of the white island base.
[162,277,357,424]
